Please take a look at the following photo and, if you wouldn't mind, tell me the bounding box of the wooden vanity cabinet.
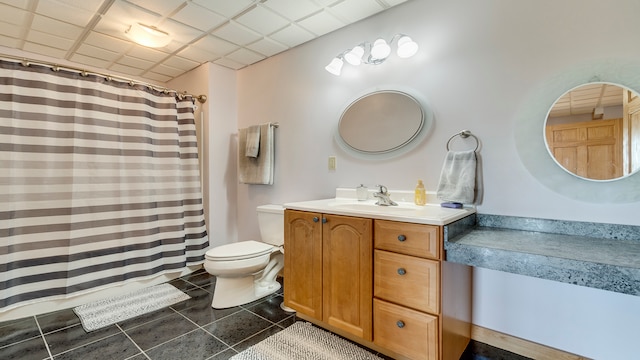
[283,209,373,340]
[284,210,470,360]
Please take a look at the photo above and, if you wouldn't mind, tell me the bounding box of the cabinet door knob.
[397,234,406,242]
[322,218,327,223]
[313,217,319,222]
[396,320,405,328]
[397,268,407,275]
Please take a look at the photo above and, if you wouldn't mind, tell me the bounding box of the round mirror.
[544,82,640,181]
[337,90,426,155]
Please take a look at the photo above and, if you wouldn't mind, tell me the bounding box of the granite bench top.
[443,214,640,296]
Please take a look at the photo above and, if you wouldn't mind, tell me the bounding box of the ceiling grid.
[0,0,409,83]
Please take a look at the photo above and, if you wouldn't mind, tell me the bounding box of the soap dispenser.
[356,184,368,201]
[414,179,426,206]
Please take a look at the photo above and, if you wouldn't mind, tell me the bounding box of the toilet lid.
[205,240,275,261]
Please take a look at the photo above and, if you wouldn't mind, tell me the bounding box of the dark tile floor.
[0,269,529,360]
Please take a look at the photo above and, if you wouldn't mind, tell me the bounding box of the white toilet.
[204,204,285,309]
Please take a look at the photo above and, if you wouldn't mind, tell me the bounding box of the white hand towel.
[245,125,260,158]
[238,123,275,185]
[436,150,477,204]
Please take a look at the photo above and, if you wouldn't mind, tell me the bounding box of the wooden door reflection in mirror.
[545,82,640,181]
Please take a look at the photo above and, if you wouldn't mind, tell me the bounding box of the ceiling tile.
[161,19,206,46]
[55,0,105,13]
[0,4,28,26]
[125,0,185,16]
[329,0,385,23]
[26,30,74,51]
[297,10,345,36]
[31,14,83,39]
[236,5,289,35]
[151,63,183,77]
[126,46,169,62]
[69,53,112,70]
[84,31,131,53]
[0,34,20,48]
[213,57,245,70]
[23,42,67,59]
[0,21,23,39]
[246,37,288,57]
[35,1,95,27]
[162,55,199,71]
[192,35,238,56]
[178,45,220,63]
[262,0,322,21]
[383,0,408,6]
[192,0,254,18]
[171,2,226,32]
[143,71,172,83]
[117,55,154,70]
[269,24,314,48]
[109,62,144,76]
[225,48,265,65]
[212,21,261,46]
[0,0,30,10]
[76,43,120,62]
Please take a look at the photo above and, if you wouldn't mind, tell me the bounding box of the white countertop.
[284,197,475,226]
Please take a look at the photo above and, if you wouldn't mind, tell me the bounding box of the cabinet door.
[284,210,323,319]
[322,214,373,340]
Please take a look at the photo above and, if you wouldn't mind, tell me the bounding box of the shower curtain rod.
[0,53,207,104]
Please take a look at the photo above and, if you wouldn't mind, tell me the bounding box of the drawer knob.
[322,218,327,223]
[313,217,319,222]
[397,268,407,275]
[396,320,405,328]
[397,235,406,242]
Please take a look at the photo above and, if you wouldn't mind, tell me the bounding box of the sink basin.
[327,202,423,214]
[284,198,475,225]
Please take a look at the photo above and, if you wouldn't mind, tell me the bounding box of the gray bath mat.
[230,321,383,360]
[73,283,190,331]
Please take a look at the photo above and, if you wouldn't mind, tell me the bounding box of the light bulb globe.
[397,36,418,58]
[370,39,391,60]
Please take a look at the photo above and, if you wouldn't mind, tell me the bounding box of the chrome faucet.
[373,185,398,206]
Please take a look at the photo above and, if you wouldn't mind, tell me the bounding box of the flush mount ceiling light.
[325,34,418,76]
[125,22,172,48]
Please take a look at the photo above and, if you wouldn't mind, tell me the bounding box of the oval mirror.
[544,82,640,181]
[337,90,426,154]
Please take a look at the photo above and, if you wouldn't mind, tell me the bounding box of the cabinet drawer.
[374,220,439,259]
[374,299,438,360]
[374,250,439,314]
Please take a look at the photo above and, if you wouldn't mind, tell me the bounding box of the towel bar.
[446,130,479,152]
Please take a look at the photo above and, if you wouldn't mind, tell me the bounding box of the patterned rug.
[230,321,384,360]
[73,283,190,331]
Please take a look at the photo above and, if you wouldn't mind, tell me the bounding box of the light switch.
[328,156,336,171]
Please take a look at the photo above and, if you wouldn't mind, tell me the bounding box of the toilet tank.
[256,204,284,246]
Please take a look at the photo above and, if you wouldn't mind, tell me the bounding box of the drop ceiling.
[548,83,625,118]
[0,0,408,84]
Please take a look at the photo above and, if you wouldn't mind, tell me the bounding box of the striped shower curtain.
[0,60,209,311]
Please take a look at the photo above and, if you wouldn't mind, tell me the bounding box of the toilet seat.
[205,240,275,261]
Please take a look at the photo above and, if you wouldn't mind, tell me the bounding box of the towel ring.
[446,130,479,152]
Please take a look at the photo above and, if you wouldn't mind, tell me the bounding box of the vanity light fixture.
[125,22,172,48]
[325,34,418,76]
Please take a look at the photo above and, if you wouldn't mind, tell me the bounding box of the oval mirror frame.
[514,60,640,203]
[335,89,432,158]
[544,82,640,182]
